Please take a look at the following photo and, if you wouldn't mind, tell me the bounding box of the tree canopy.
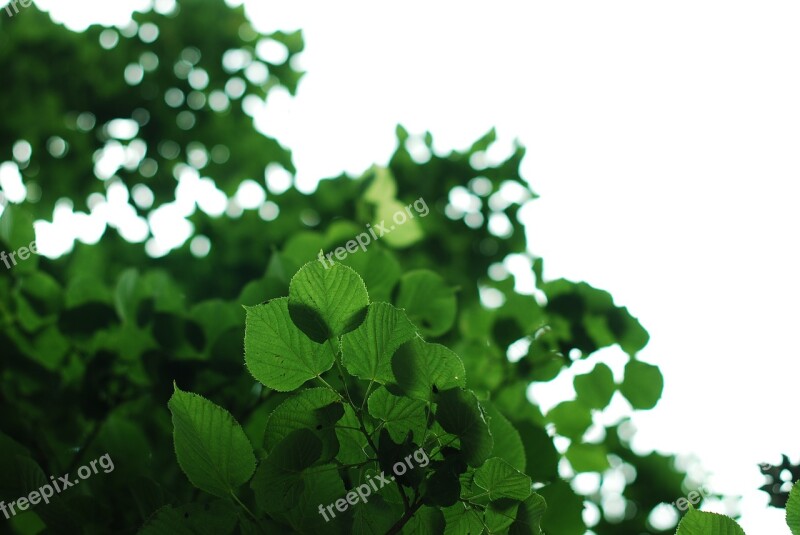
[0,2,730,534]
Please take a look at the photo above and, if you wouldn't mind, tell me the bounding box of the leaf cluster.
[0,1,691,533]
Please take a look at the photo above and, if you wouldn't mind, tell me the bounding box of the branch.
[385,498,424,535]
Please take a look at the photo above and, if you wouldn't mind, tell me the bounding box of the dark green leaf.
[474,457,531,501]
[565,442,610,473]
[168,385,256,498]
[509,493,547,535]
[395,270,457,337]
[546,400,592,440]
[675,507,746,535]
[245,297,335,391]
[573,363,615,410]
[342,302,417,384]
[288,261,369,342]
[435,389,493,467]
[620,359,663,410]
[367,386,427,443]
[787,482,799,535]
[264,387,343,461]
[393,339,466,402]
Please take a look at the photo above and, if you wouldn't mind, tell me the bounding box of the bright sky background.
[5,1,800,533]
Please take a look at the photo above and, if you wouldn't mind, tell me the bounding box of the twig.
[385,499,424,535]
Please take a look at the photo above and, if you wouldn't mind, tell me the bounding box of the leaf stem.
[316,375,344,401]
[419,402,433,449]
[307,461,376,476]
[230,490,259,524]
[429,434,459,459]
[354,408,410,511]
[360,378,375,412]
[328,338,357,410]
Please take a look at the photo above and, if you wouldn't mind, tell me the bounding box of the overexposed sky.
[5,1,800,533]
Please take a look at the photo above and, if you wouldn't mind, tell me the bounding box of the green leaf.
[675,507,746,535]
[341,246,402,303]
[483,402,526,472]
[458,339,505,392]
[393,338,466,402]
[602,304,650,356]
[377,429,427,488]
[20,271,62,316]
[190,299,243,350]
[620,359,663,410]
[0,205,38,274]
[424,456,467,507]
[538,480,585,535]
[288,261,369,342]
[167,385,256,499]
[517,422,559,482]
[435,388,493,467]
[114,268,141,324]
[443,503,485,535]
[474,457,532,501]
[0,449,80,532]
[93,414,151,481]
[264,387,344,461]
[573,363,616,410]
[565,442,610,473]
[395,270,457,337]
[282,462,348,533]
[342,302,417,383]
[402,505,445,535]
[251,428,324,513]
[509,493,547,535]
[485,500,520,532]
[352,495,403,535]
[335,404,369,465]
[0,205,34,249]
[546,400,593,439]
[376,199,426,249]
[367,386,427,443]
[283,231,327,266]
[28,325,69,370]
[363,165,398,202]
[787,482,799,535]
[244,297,335,391]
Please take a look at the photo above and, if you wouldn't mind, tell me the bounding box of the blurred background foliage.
[1,1,698,533]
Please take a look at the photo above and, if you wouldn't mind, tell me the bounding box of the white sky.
[5,1,800,533]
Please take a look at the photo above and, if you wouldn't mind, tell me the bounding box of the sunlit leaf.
[245,297,335,391]
[288,261,369,342]
[168,385,256,498]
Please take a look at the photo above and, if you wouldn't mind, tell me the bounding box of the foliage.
[671,485,800,535]
[166,260,546,533]
[788,483,800,535]
[675,508,746,535]
[0,0,698,533]
[760,455,800,508]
